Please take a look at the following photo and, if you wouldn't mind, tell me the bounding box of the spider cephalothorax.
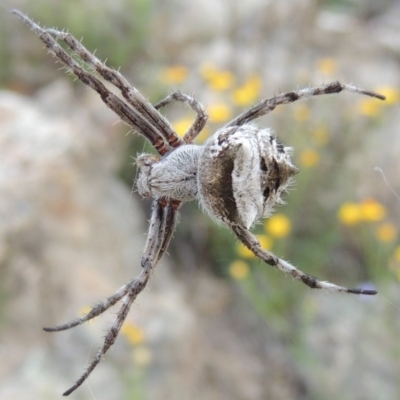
[137,145,200,201]
[13,9,385,396]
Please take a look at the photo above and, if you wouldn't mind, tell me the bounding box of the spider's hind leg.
[232,224,377,295]
[43,283,131,332]
[154,91,208,143]
[60,199,181,396]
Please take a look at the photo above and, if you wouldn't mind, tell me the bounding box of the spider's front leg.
[225,81,385,128]
[12,10,177,155]
[154,91,209,143]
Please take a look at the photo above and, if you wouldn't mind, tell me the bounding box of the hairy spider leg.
[12,10,173,155]
[156,199,181,262]
[154,91,209,143]
[45,28,183,150]
[59,200,180,396]
[232,225,377,295]
[225,81,385,128]
[41,198,179,332]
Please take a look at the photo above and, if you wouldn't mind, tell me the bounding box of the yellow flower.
[229,260,250,280]
[293,104,311,122]
[208,103,232,122]
[316,58,337,76]
[233,75,262,106]
[160,65,188,84]
[199,63,235,90]
[121,322,145,346]
[359,199,386,222]
[374,86,400,105]
[199,63,235,91]
[265,214,291,238]
[208,70,235,91]
[376,223,397,242]
[300,149,319,168]
[173,118,193,137]
[312,125,329,146]
[357,98,382,117]
[338,202,362,225]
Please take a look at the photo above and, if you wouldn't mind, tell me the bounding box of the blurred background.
[0,1,399,399]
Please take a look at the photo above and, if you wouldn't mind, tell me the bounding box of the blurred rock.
[301,287,400,400]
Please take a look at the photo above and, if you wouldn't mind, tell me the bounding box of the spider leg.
[43,27,184,150]
[12,10,171,155]
[155,198,181,262]
[44,200,180,332]
[231,224,377,295]
[43,283,131,332]
[45,199,180,396]
[225,81,385,128]
[154,91,208,143]
[62,270,149,396]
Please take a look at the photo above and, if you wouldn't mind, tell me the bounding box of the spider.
[13,10,385,396]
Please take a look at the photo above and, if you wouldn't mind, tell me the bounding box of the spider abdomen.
[198,125,298,228]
